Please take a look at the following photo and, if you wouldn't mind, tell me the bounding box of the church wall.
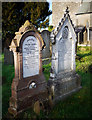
[76,14,90,27]
[52,2,80,27]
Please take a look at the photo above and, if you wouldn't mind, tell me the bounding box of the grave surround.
[48,7,82,103]
[8,20,48,116]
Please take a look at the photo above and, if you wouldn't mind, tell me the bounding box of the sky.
[47,0,52,25]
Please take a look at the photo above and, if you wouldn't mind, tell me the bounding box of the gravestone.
[41,30,51,64]
[8,20,48,116]
[48,7,82,103]
[4,48,14,65]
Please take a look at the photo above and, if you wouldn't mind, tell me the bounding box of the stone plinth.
[48,71,81,103]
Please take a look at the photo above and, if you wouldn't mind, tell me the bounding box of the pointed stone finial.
[19,20,37,33]
[24,20,30,27]
[65,6,69,14]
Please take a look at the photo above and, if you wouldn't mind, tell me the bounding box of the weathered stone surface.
[41,30,52,65]
[34,101,40,115]
[33,101,44,115]
[4,48,14,65]
[8,20,48,116]
[48,8,82,104]
[41,30,51,59]
[48,72,81,103]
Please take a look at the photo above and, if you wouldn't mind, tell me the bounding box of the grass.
[1,46,92,119]
[43,63,51,81]
[2,63,14,117]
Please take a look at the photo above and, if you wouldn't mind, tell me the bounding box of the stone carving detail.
[29,82,36,89]
[62,26,69,39]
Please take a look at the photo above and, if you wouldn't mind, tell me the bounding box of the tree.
[2,2,52,48]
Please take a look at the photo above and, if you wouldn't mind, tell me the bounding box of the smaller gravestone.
[8,20,48,116]
[48,7,82,103]
[41,30,51,64]
[4,48,14,65]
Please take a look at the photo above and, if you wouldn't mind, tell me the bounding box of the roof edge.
[76,12,92,15]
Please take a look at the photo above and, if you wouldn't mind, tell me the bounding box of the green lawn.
[2,46,92,119]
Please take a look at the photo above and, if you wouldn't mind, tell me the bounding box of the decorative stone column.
[83,31,87,44]
[77,32,80,45]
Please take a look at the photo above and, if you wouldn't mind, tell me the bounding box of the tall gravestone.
[41,30,51,64]
[4,48,14,65]
[41,30,51,58]
[48,7,82,103]
[8,20,48,115]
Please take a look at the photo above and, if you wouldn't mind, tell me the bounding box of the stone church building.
[52,1,92,46]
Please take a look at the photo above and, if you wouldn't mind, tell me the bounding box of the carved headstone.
[48,7,82,103]
[8,20,48,116]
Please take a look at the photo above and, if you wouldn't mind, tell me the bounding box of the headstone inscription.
[23,36,39,77]
[48,7,82,103]
[8,20,48,116]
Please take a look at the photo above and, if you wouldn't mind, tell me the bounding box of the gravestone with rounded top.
[41,30,51,58]
[41,30,51,64]
[8,20,48,116]
[48,7,82,103]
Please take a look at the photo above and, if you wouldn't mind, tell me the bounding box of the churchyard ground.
[2,46,91,119]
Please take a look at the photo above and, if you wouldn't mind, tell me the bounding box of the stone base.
[8,74,48,116]
[8,90,48,116]
[48,71,82,104]
[8,89,48,116]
